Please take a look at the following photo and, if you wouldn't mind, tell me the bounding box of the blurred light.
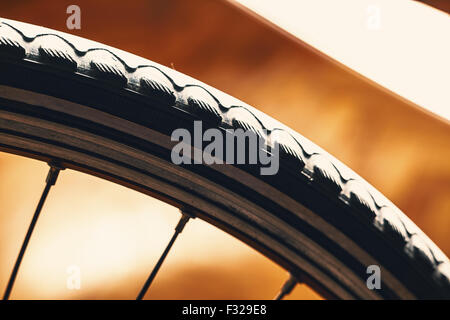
[235,0,450,120]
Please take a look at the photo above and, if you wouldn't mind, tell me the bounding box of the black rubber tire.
[0,18,448,299]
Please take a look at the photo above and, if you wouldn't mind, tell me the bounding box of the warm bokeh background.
[0,0,448,299]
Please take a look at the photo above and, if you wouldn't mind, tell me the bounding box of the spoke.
[3,163,63,300]
[136,210,194,300]
[274,274,299,300]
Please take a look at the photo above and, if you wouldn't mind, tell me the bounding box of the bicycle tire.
[0,18,448,299]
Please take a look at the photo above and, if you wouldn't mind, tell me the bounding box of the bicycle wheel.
[0,18,448,299]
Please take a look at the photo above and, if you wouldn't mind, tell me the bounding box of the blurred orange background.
[0,0,448,299]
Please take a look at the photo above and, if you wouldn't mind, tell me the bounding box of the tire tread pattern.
[0,19,448,293]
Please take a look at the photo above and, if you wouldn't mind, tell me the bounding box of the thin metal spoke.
[274,274,299,300]
[136,210,194,300]
[3,163,63,300]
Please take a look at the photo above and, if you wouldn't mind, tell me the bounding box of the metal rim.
[0,85,416,299]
